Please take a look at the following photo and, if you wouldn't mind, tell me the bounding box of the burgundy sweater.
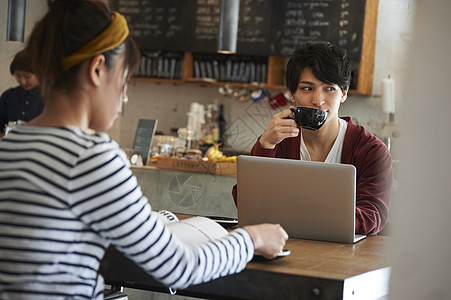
[233,117,393,235]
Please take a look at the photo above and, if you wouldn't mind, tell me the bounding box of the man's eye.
[325,86,336,91]
[300,86,312,91]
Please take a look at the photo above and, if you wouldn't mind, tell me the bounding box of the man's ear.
[341,88,349,103]
[88,54,106,87]
[286,91,297,107]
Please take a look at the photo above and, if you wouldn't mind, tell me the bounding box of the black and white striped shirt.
[0,126,254,299]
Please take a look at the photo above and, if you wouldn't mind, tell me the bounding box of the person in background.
[0,49,44,136]
[233,41,393,236]
[0,1,288,299]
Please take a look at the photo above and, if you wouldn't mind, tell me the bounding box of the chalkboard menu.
[110,0,190,51]
[132,119,158,165]
[236,0,274,56]
[272,0,365,60]
[110,0,366,60]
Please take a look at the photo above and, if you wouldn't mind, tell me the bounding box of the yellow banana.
[206,144,236,163]
[223,156,237,162]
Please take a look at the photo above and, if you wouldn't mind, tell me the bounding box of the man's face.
[290,68,348,126]
[14,71,39,91]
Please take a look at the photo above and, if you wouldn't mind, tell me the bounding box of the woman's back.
[0,126,123,298]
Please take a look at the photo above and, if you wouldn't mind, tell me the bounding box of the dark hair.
[26,0,140,98]
[10,49,34,75]
[285,41,351,94]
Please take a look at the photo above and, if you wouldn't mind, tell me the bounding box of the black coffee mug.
[290,106,328,131]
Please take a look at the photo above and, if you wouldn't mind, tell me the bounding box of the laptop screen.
[237,155,363,243]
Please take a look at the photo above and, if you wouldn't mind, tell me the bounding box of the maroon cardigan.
[233,117,393,235]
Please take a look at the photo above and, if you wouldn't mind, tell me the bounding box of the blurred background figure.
[0,49,44,137]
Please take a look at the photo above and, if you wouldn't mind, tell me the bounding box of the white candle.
[187,102,199,133]
[382,77,396,114]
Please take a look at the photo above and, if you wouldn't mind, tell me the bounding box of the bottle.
[204,109,213,145]
[211,104,220,144]
[197,104,206,146]
[218,104,226,145]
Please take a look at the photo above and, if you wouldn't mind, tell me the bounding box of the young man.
[0,49,44,136]
[234,41,393,235]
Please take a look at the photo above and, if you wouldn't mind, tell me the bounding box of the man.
[233,41,393,235]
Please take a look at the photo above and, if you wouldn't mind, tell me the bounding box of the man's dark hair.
[10,50,34,75]
[285,41,352,94]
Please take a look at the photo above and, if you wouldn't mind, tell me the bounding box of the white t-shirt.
[300,118,348,163]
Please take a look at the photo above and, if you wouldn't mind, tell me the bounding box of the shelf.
[131,76,286,90]
[130,0,378,96]
[131,52,287,91]
[130,75,362,94]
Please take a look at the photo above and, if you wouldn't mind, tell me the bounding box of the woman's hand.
[243,223,289,259]
[259,106,299,149]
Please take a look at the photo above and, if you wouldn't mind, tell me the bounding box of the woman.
[233,41,393,236]
[0,1,288,299]
[0,49,44,136]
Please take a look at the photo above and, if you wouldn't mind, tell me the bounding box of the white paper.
[167,216,228,246]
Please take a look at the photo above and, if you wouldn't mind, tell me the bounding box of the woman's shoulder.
[64,127,120,152]
[13,125,118,152]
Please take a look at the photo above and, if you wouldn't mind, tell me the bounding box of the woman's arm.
[71,143,286,289]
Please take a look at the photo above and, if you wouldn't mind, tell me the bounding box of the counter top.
[100,233,391,300]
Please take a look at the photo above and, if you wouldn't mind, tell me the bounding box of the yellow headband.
[63,11,129,70]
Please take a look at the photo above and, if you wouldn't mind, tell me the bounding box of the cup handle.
[289,108,296,119]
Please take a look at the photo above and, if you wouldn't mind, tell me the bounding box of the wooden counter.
[100,235,391,300]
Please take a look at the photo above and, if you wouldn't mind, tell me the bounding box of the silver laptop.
[237,155,366,243]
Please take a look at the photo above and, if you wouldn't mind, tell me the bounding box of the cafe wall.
[0,0,414,157]
[110,0,415,158]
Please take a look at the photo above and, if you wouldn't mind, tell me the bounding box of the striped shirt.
[0,126,254,299]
